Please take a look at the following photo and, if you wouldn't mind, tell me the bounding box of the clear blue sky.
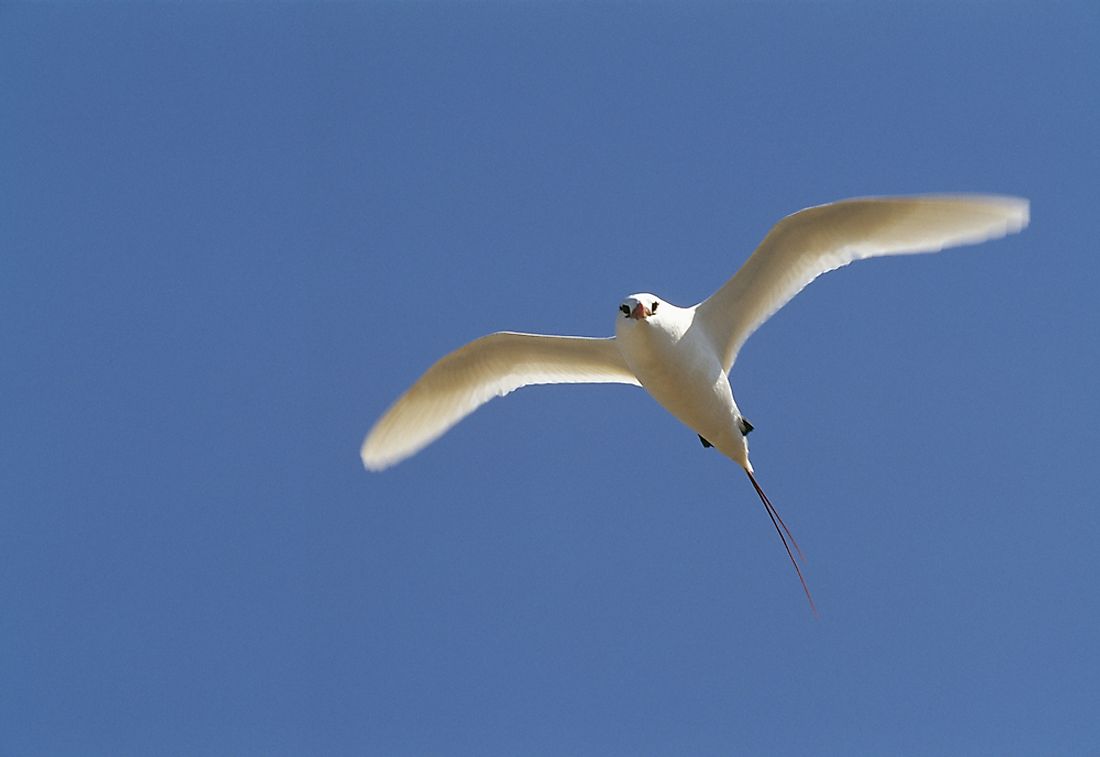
[3,3,1098,755]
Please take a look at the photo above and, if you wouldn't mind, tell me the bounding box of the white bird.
[362,194,1029,611]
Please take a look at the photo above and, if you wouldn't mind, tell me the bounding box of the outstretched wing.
[695,195,1029,370]
[361,332,640,470]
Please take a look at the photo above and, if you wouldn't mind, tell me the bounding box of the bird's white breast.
[615,304,744,457]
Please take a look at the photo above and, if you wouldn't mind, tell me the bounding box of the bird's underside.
[700,416,753,446]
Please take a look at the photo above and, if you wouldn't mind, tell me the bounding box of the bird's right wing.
[695,195,1030,371]
[361,332,640,471]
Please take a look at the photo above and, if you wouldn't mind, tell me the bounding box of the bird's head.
[617,293,663,322]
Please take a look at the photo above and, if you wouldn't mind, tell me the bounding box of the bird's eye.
[651,301,659,312]
[620,304,630,315]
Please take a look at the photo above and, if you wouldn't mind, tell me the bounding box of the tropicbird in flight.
[362,194,1029,611]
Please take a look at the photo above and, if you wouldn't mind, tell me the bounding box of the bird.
[361,194,1029,611]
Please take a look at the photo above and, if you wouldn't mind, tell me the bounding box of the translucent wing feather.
[361,332,639,470]
[696,195,1029,370]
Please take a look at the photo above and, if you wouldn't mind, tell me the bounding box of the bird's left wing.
[695,195,1029,371]
[362,332,639,471]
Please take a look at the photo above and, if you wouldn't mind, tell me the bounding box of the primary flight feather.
[362,194,1029,611]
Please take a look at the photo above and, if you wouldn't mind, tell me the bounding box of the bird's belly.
[642,370,737,440]
[626,340,740,449]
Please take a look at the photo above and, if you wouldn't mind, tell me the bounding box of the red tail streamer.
[747,470,817,617]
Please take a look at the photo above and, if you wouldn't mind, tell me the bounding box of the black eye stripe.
[651,301,659,312]
[619,304,630,315]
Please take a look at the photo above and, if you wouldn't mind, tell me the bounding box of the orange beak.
[631,302,651,320]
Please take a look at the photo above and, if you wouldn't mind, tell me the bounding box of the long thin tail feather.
[746,469,817,616]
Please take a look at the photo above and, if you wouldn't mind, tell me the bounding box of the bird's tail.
[746,469,818,617]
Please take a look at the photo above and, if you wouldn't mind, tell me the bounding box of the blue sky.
[3,2,1099,755]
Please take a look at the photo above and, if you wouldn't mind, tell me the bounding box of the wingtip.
[360,439,390,472]
[1014,197,1031,230]
[1000,197,1030,241]
[986,194,1029,230]
[978,194,1030,232]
